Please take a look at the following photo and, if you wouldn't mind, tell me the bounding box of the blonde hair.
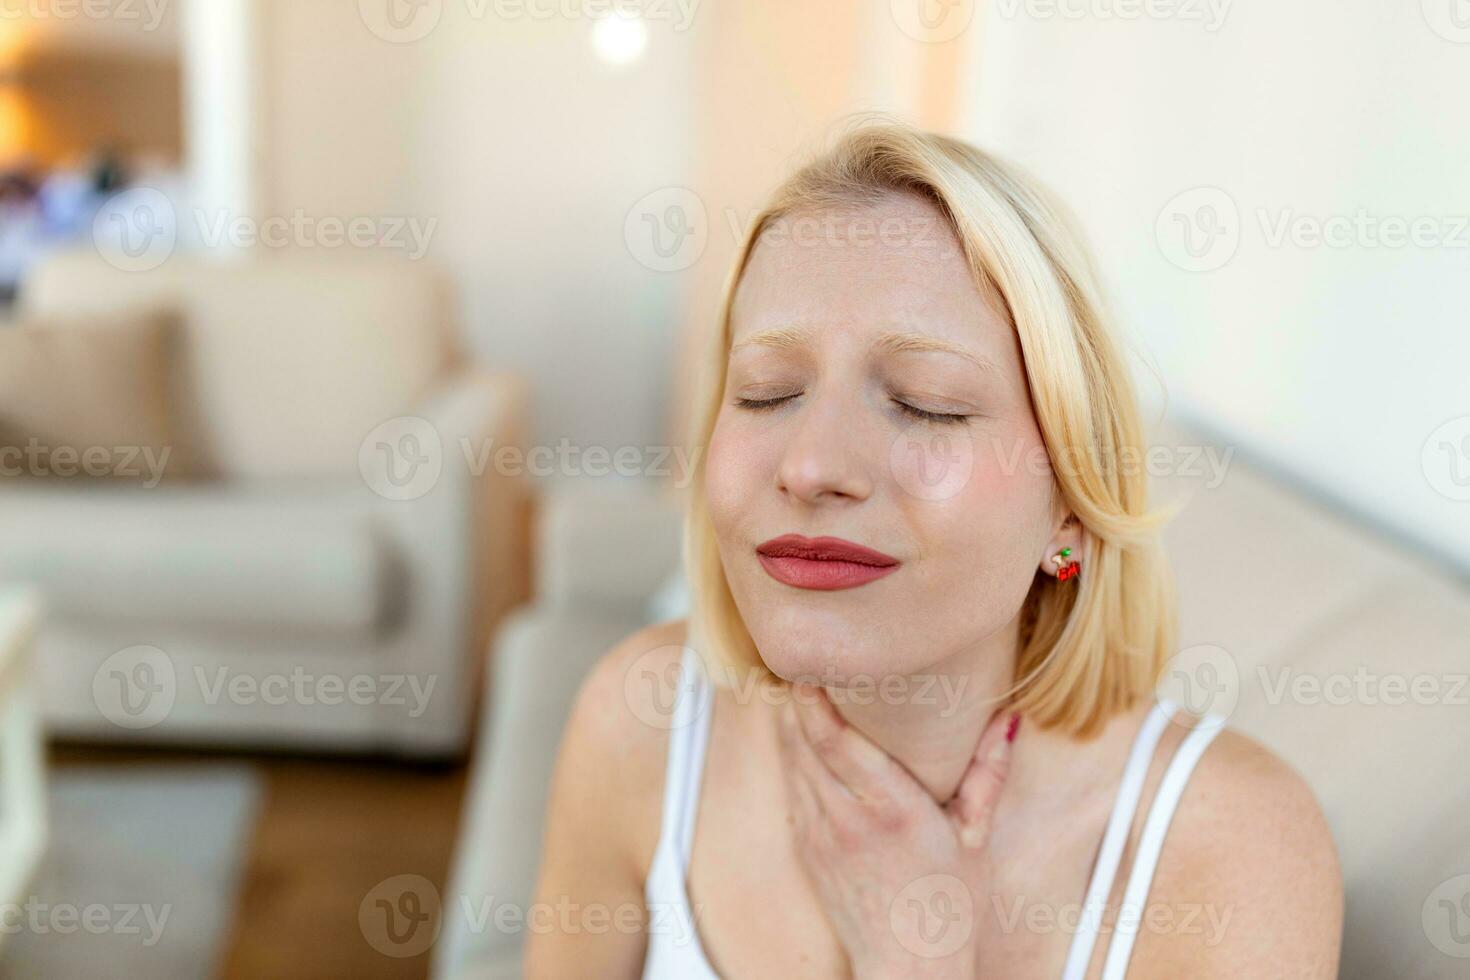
[682,120,1180,738]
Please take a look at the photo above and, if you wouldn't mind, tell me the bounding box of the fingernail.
[1005,713,1021,743]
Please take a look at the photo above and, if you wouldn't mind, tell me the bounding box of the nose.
[774,390,874,505]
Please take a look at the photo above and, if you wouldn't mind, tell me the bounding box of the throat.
[825,650,1017,804]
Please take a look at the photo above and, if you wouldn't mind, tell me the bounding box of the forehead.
[729,191,1012,349]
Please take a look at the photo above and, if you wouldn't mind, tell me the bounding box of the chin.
[738,588,912,686]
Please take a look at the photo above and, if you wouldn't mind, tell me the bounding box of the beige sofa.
[435,419,1470,978]
[0,250,530,756]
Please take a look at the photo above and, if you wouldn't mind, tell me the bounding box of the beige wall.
[965,0,1470,565]
[241,3,977,459]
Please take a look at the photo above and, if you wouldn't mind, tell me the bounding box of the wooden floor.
[50,742,471,980]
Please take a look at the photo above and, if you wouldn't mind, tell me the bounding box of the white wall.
[258,0,696,453]
[966,0,1470,567]
[181,0,260,236]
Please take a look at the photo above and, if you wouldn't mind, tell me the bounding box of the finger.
[790,682,915,807]
[946,711,1019,849]
[783,695,856,819]
[777,699,828,823]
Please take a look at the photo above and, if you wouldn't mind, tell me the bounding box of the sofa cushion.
[1145,416,1470,979]
[1228,576,1470,979]
[536,483,684,608]
[0,309,187,482]
[0,482,393,636]
[19,250,457,480]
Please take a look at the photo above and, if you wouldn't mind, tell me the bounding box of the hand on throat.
[821,634,1019,804]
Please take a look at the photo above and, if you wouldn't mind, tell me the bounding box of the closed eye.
[894,400,972,425]
[737,393,971,424]
[735,394,799,411]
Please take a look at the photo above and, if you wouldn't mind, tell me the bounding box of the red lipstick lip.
[754,534,901,591]
[755,534,899,566]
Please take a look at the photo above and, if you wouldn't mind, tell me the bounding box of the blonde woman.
[525,122,1342,978]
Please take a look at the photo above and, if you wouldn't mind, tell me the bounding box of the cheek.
[704,413,763,536]
[898,426,1055,591]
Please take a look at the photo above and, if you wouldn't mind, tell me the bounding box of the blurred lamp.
[591,14,648,66]
[0,67,24,169]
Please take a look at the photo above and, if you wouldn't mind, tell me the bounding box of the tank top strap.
[1098,714,1222,977]
[655,646,715,867]
[1061,698,1223,980]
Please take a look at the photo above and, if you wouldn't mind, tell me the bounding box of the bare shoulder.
[564,617,691,751]
[553,618,693,872]
[1135,726,1344,978]
[526,622,693,971]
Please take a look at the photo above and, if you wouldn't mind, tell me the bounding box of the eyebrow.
[731,327,1003,375]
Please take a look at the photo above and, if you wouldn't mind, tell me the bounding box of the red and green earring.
[1051,547,1079,582]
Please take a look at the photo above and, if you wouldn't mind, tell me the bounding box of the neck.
[826,623,1020,804]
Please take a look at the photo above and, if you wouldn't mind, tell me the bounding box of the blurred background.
[0,1,1466,978]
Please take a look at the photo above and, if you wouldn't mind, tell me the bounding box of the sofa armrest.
[417,363,535,618]
[367,367,532,754]
[536,484,683,610]
[433,607,648,978]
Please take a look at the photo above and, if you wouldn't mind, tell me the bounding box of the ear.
[1039,513,1084,580]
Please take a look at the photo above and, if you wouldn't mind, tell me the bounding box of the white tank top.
[640,648,1223,980]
